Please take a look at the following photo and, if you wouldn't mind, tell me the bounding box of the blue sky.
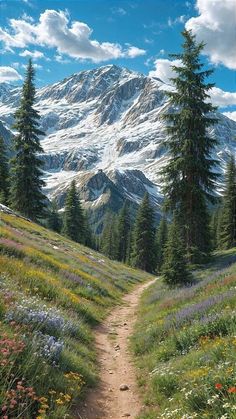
[0,0,236,118]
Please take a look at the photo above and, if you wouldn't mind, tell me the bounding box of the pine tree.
[47,199,61,233]
[84,212,94,248]
[117,201,131,263]
[63,180,85,243]
[220,155,236,249]
[155,216,168,271]
[131,193,156,273]
[162,29,218,262]
[162,215,191,286]
[0,135,9,204]
[10,59,46,220]
[210,206,221,250]
[100,212,118,259]
[216,206,224,248]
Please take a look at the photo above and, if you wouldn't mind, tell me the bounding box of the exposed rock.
[119,384,129,391]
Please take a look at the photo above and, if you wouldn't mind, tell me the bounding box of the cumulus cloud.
[209,87,236,107]
[185,0,236,69]
[223,111,236,122]
[149,58,182,83]
[19,49,44,59]
[126,46,146,58]
[0,9,146,62]
[0,66,22,82]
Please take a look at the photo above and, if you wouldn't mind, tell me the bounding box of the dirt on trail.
[78,279,156,419]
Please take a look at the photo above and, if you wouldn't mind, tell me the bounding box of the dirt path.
[79,279,156,419]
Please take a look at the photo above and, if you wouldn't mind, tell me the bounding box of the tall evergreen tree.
[47,199,61,233]
[10,59,46,220]
[83,212,94,248]
[63,180,85,243]
[162,29,218,262]
[117,201,131,262]
[216,206,224,249]
[0,135,9,204]
[162,215,191,286]
[131,193,156,273]
[155,216,168,271]
[210,206,222,250]
[100,212,118,260]
[220,155,236,249]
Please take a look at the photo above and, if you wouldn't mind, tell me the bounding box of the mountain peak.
[0,64,236,225]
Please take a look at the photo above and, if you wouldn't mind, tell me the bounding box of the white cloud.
[111,7,127,16]
[21,12,34,22]
[168,15,187,27]
[185,0,236,69]
[0,9,146,62]
[209,87,236,107]
[149,58,182,83]
[126,46,146,58]
[144,37,154,44]
[223,111,236,122]
[55,54,71,64]
[0,66,22,82]
[12,62,20,69]
[19,49,44,59]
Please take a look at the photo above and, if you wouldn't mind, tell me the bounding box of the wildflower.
[215,383,223,389]
[41,404,49,409]
[55,399,64,405]
[39,397,48,403]
[49,390,56,395]
[228,386,236,393]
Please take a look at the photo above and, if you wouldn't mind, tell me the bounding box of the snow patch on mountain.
[0,64,236,218]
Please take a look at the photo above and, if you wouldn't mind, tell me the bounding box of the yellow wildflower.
[49,390,56,395]
[55,399,64,405]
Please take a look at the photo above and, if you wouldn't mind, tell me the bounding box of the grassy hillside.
[0,210,151,419]
[132,249,236,419]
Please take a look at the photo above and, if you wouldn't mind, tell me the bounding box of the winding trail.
[79,279,156,419]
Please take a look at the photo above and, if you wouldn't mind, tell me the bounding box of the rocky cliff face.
[0,64,236,228]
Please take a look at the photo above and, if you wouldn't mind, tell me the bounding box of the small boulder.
[119,384,129,391]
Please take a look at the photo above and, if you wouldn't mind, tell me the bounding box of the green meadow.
[132,249,236,419]
[0,212,151,419]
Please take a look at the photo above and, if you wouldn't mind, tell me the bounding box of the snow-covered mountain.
[0,64,236,229]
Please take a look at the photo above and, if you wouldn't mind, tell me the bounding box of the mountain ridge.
[0,64,236,229]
